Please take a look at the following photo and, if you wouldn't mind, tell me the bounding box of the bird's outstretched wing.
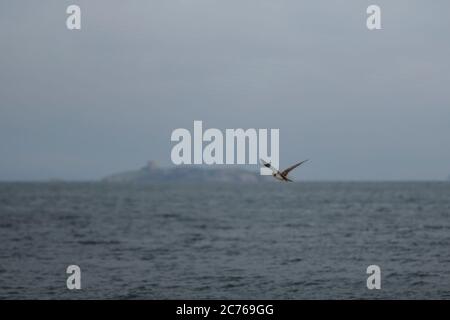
[260,159,278,174]
[281,159,309,176]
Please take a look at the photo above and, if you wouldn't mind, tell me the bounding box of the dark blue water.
[1,182,450,299]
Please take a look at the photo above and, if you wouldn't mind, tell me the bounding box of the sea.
[0,182,449,299]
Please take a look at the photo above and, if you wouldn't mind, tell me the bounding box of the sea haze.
[0,182,450,299]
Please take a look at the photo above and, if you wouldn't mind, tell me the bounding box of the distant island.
[102,161,270,184]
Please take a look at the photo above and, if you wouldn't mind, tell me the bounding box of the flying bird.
[260,159,309,182]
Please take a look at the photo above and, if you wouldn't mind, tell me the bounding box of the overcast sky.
[1,0,449,180]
